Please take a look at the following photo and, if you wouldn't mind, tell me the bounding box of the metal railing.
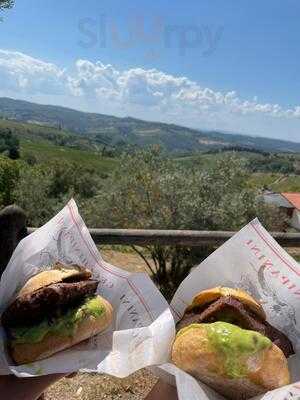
[28,228,300,247]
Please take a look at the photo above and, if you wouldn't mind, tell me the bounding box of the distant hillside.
[1,97,300,154]
[0,119,117,171]
[0,118,100,152]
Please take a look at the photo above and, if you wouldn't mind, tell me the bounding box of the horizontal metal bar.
[27,228,300,247]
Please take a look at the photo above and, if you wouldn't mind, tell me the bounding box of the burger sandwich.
[172,287,293,400]
[1,262,113,365]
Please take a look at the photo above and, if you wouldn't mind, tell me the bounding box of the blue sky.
[1,0,300,141]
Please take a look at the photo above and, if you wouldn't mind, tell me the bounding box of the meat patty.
[177,296,294,358]
[2,280,98,327]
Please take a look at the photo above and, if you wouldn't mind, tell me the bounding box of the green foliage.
[0,91,298,301]
[20,140,116,173]
[0,142,289,299]
[0,129,20,159]
[271,175,300,192]
[0,156,19,206]
[12,160,103,226]
[13,164,60,226]
[0,113,116,169]
[0,118,117,159]
[248,155,295,174]
[83,148,285,299]
[47,160,101,199]
[23,152,37,166]
[205,146,270,157]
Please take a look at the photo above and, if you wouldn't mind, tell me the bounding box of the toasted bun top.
[186,286,266,320]
[18,262,92,297]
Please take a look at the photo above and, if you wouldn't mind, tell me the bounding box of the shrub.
[0,156,20,206]
[0,129,20,159]
[12,160,103,226]
[83,148,286,299]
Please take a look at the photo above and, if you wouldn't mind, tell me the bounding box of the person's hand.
[146,380,178,400]
[0,373,67,400]
[0,209,178,400]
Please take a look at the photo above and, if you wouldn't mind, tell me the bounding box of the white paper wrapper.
[0,199,175,377]
[157,218,300,400]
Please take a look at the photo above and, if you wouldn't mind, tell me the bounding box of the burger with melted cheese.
[172,287,293,400]
[1,262,113,365]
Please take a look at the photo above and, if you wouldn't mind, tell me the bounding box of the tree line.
[0,144,287,299]
[0,0,292,299]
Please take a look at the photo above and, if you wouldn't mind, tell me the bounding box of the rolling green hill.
[0,119,117,172]
[2,116,300,192]
[1,97,300,154]
[20,140,117,172]
[0,118,98,151]
[2,97,300,193]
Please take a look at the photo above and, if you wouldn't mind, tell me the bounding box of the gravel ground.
[45,370,157,400]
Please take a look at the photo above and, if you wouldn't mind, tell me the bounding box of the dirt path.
[100,247,153,274]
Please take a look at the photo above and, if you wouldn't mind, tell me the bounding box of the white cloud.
[0,49,300,140]
[0,50,66,95]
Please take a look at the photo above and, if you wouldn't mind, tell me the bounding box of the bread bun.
[172,323,290,400]
[19,263,91,297]
[10,295,113,365]
[186,287,266,320]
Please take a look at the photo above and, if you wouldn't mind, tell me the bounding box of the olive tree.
[12,163,60,226]
[13,160,103,226]
[84,148,285,299]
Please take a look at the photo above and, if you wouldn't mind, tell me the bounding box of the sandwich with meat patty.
[1,262,113,365]
[172,287,293,400]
